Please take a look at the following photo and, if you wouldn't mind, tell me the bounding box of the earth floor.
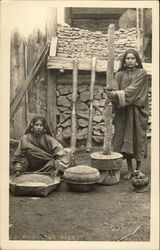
[9,140,151,242]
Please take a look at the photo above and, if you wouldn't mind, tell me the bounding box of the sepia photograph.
[0,1,159,250]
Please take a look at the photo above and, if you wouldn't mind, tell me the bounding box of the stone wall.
[57,23,137,60]
[56,83,109,146]
[55,79,151,146]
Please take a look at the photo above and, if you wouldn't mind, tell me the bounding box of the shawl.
[113,68,149,160]
[12,115,70,172]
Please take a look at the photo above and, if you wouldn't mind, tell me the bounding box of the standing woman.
[107,49,149,179]
[12,115,71,176]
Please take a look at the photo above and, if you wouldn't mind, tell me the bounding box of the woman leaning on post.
[107,49,149,179]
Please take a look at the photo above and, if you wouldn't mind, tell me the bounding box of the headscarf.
[25,115,52,136]
[117,49,143,72]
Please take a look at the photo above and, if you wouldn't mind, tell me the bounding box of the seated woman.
[12,115,71,176]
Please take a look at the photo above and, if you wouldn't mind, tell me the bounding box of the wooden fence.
[10,28,47,139]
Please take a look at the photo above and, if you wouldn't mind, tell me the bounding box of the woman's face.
[33,119,44,134]
[125,53,137,68]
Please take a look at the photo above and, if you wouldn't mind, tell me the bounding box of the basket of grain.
[63,165,101,192]
[9,173,61,197]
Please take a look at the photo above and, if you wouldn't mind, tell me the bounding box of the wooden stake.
[103,23,115,155]
[86,57,96,152]
[71,58,78,154]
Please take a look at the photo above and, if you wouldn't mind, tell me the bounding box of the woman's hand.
[107,91,118,102]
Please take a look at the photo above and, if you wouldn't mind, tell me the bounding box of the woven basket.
[10,173,61,197]
[63,165,101,192]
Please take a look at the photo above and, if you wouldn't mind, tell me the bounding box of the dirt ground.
[9,140,151,241]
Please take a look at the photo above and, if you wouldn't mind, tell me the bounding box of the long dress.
[12,133,71,173]
[113,68,149,161]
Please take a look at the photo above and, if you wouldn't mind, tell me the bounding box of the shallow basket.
[64,180,101,192]
[9,173,61,197]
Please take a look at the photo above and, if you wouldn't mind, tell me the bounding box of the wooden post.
[10,29,26,139]
[64,8,72,25]
[86,57,96,152]
[46,8,57,136]
[137,8,144,61]
[24,42,29,126]
[71,58,78,154]
[103,24,115,155]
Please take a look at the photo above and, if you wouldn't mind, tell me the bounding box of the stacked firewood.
[57,23,137,60]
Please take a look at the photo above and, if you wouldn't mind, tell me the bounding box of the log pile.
[57,23,137,60]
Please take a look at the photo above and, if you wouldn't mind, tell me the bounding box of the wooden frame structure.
[10,7,152,144]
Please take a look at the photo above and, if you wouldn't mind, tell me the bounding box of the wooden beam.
[137,8,144,61]
[71,13,122,19]
[86,57,96,152]
[46,8,57,136]
[10,43,49,120]
[49,37,58,57]
[103,23,115,155]
[71,58,78,154]
[46,8,57,42]
[47,56,152,75]
[47,70,57,136]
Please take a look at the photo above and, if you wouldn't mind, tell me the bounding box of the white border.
[0,1,159,250]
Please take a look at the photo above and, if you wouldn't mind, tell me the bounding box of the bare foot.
[123,172,133,180]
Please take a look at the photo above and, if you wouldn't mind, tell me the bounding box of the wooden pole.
[46,8,57,136]
[71,58,78,154]
[24,42,29,126]
[86,57,96,152]
[137,8,144,61]
[103,23,115,155]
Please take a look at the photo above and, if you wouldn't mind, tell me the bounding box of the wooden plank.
[49,37,58,57]
[46,7,57,136]
[71,13,122,19]
[47,70,57,136]
[57,71,106,85]
[46,8,57,42]
[137,8,144,61]
[10,30,26,138]
[10,43,49,120]
[70,58,78,154]
[86,57,96,152]
[47,57,152,75]
[103,23,115,155]
[27,28,46,120]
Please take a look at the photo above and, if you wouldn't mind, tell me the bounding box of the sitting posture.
[12,115,71,176]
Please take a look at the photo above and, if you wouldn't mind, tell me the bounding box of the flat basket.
[9,173,61,197]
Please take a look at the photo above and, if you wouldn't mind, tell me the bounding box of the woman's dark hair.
[25,115,52,136]
[117,49,143,72]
